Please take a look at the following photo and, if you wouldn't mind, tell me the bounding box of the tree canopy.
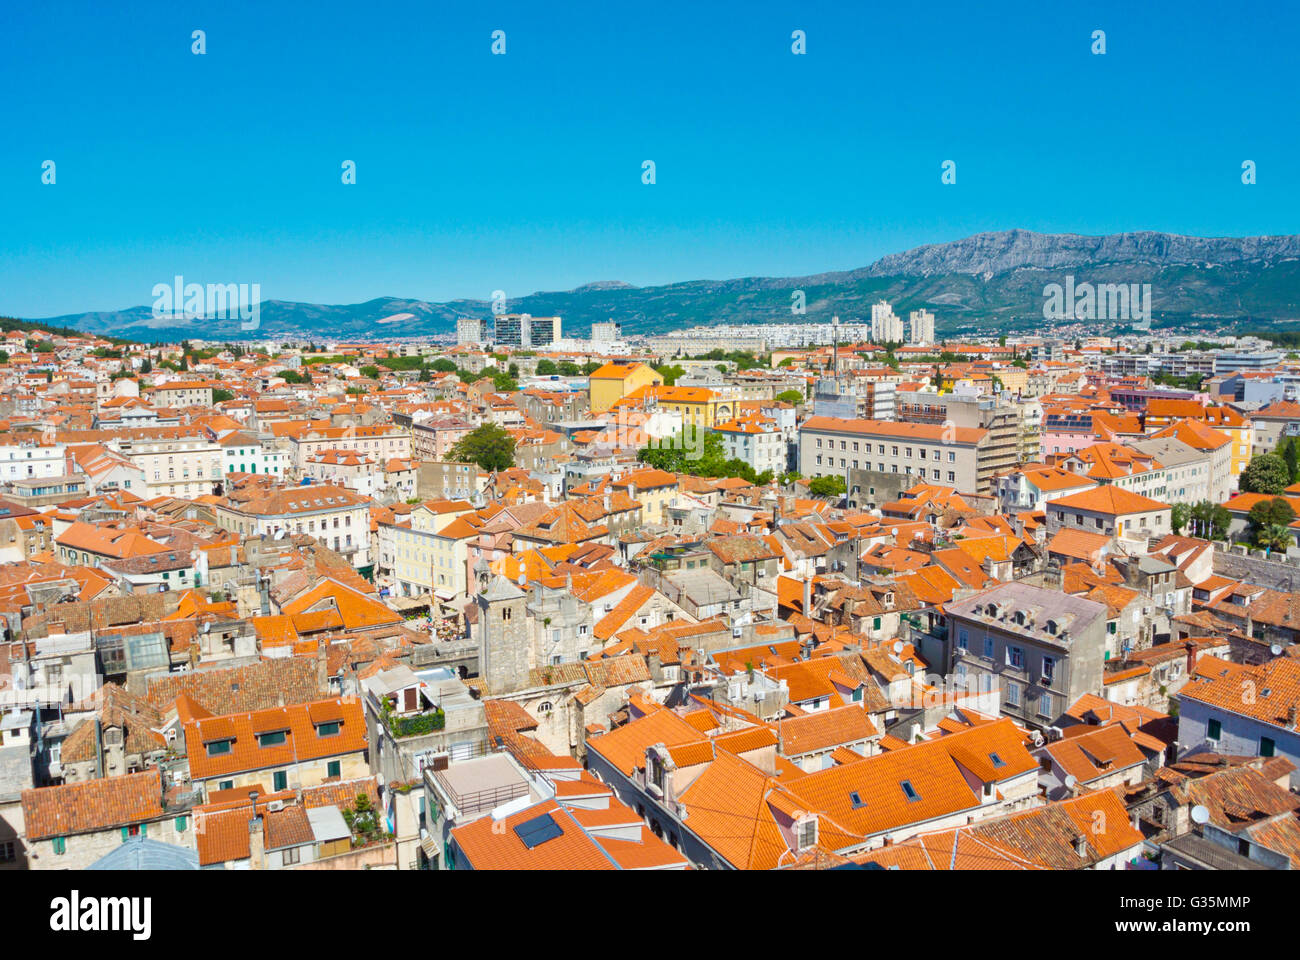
[1241,453,1291,495]
[449,424,515,472]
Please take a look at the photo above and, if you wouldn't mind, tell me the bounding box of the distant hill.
[21,229,1300,342]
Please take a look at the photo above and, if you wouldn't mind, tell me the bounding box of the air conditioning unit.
[266,800,285,812]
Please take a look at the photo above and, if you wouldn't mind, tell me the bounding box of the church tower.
[475,570,531,694]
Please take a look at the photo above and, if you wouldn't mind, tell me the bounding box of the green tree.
[429,358,458,373]
[1257,523,1295,553]
[489,370,518,392]
[212,388,234,403]
[558,361,581,376]
[140,357,152,373]
[279,369,308,384]
[774,389,804,406]
[450,424,515,471]
[1171,502,1190,535]
[808,475,847,499]
[359,364,380,379]
[1282,437,1300,483]
[1241,454,1291,495]
[508,363,519,378]
[535,358,558,376]
[655,364,685,386]
[581,361,602,376]
[1248,496,1296,530]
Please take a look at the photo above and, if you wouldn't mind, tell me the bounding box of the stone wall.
[1211,544,1300,592]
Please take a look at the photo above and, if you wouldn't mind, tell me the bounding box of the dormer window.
[257,730,288,747]
[205,738,233,757]
[1045,620,1058,636]
[795,815,818,851]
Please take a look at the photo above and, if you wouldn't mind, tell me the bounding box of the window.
[175,816,188,833]
[52,837,66,856]
[0,840,14,862]
[958,629,969,650]
[1207,719,1221,741]
[989,752,1006,769]
[983,637,994,660]
[901,780,921,802]
[796,817,818,849]
[1038,692,1054,718]
[1005,682,1020,707]
[316,721,340,737]
[1260,736,1276,758]
[206,739,233,757]
[327,760,341,778]
[1042,656,1055,683]
[1007,646,1024,669]
[283,846,301,866]
[219,780,234,791]
[258,731,288,747]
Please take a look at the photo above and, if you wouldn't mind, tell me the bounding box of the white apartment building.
[712,417,787,476]
[908,309,935,346]
[870,301,904,344]
[215,484,372,568]
[111,433,223,499]
[0,443,66,482]
[289,424,412,469]
[218,431,288,479]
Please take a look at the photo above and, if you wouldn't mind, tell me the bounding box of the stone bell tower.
[475,573,530,694]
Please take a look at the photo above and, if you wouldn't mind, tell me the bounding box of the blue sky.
[1,0,1297,317]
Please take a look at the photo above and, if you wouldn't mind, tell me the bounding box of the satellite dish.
[1271,643,1283,657]
[892,641,904,655]
[274,528,286,540]
[1063,774,1078,790]
[201,621,211,634]
[517,572,527,587]
[1191,805,1210,825]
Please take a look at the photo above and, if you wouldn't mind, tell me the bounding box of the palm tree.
[1257,524,1295,554]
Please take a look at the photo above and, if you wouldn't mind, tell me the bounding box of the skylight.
[849,791,867,809]
[989,752,1006,768]
[901,780,920,802]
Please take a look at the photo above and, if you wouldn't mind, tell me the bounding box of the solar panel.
[514,812,563,849]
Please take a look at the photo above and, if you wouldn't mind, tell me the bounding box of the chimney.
[1185,641,1197,679]
[802,578,812,615]
[248,814,265,869]
[603,493,612,513]
[316,645,329,691]
[1072,834,1087,857]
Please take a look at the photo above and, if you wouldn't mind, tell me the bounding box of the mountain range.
[22,229,1300,343]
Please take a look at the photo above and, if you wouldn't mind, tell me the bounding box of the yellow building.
[611,469,681,525]
[588,362,664,415]
[646,385,732,429]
